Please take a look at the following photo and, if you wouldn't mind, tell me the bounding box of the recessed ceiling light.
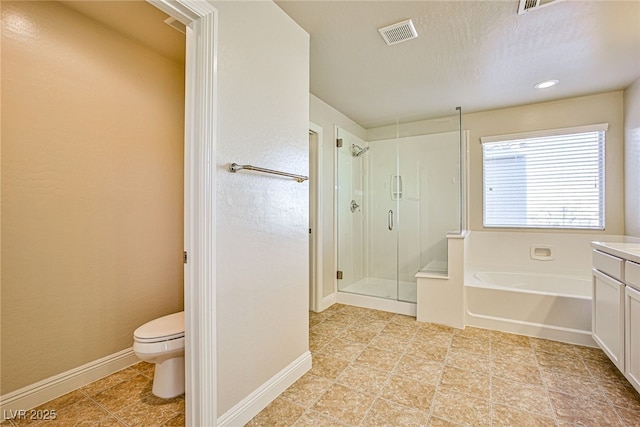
[534,79,559,89]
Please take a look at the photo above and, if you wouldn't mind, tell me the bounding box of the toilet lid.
[134,311,184,341]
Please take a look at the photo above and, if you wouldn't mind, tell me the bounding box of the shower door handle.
[388,210,394,231]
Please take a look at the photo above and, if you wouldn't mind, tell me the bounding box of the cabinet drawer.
[626,261,640,290]
[593,249,624,281]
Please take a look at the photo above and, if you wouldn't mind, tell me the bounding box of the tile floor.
[3,303,640,426]
[248,304,640,426]
[1,362,184,427]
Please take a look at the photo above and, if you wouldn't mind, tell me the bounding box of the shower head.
[352,144,370,157]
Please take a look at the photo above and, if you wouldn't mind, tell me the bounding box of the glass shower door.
[395,139,418,303]
[336,116,462,305]
[336,127,370,296]
[337,126,405,301]
[366,136,401,300]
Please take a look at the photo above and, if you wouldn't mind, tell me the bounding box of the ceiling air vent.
[518,0,560,14]
[378,19,418,46]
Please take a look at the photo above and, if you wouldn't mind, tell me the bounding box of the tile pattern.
[1,362,183,427]
[248,304,640,426]
[3,303,639,426]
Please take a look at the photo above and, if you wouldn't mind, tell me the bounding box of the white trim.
[336,292,417,317]
[333,125,340,298]
[309,122,324,313]
[216,352,312,427]
[480,123,609,144]
[147,0,201,24]
[319,293,337,312]
[147,1,218,426]
[466,311,597,347]
[0,349,138,414]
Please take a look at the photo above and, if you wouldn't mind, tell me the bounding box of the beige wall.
[624,78,640,237]
[464,92,625,234]
[1,1,185,395]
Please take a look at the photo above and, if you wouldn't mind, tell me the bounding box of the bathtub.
[465,269,596,347]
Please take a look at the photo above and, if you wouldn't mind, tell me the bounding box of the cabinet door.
[625,285,640,393]
[593,269,625,371]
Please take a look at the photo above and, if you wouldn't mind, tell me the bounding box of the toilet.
[133,311,185,398]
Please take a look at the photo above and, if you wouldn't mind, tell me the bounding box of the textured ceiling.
[57,1,639,128]
[276,0,640,127]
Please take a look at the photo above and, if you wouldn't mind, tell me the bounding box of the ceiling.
[276,0,640,128]
[59,0,639,129]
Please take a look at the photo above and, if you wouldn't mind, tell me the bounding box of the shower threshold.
[337,277,417,316]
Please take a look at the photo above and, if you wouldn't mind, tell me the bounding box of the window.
[481,124,607,229]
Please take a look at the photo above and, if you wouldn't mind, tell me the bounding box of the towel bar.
[228,163,308,183]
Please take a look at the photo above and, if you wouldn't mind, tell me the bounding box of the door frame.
[309,122,323,312]
[147,1,217,425]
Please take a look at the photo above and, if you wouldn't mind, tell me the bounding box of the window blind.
[482,127,605,229]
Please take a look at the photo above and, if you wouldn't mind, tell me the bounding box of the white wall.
[465,92,625,234]
[213,1,310,416]
[624,78,640,238]
[366,115,460,142]
[465,231,629,277]
[310,95,366,302]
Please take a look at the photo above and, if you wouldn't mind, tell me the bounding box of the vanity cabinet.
[626,284,640,391]
[591,242,640,394]
[592,266,625,371]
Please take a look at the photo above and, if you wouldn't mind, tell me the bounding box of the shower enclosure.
[336,115,463,305]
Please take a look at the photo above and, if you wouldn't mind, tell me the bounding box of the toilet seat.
[133,335,185,358]
[132,311,185,399]
[134,333,184,344]
[134,311,184,343]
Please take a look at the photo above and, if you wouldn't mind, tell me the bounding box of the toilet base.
[152,356,185,398]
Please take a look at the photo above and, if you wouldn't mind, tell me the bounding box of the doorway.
[308,122,323,313]
[149,2,218,425]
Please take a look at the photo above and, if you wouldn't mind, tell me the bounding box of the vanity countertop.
[591,241,640,264]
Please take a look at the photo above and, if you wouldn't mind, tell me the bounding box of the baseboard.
[466,312,598,347]
[318,293,336,312]
[0,348,139,415]
[217,351,312,427]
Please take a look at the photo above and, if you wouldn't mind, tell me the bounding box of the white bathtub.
[465,269,596,346]
[471,271,591,297]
